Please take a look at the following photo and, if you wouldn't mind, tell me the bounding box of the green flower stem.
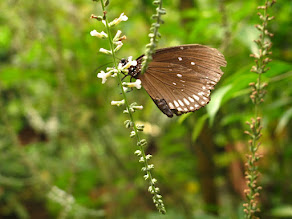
[243,1,275,218]
[99,0,146,171]
[99,0,165,214]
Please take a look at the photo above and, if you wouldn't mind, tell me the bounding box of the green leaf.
[270,205,292,217]
[192,114,209,142]
[177,113,192,124]
[276,107,292,134]
[207,84,232,125]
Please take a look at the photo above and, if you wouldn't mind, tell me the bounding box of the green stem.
[99,0,151,180]
[99,0,165,213]
[141,0,164,74]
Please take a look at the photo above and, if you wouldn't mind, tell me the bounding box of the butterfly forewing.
[130,44,227,117]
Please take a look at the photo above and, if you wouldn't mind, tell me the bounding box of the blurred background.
[0,0,291,218]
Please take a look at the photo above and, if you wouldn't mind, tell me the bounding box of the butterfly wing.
[137,44,227,117]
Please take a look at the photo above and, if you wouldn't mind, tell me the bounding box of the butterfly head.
[119,58,128,66]
[119,58,141,79]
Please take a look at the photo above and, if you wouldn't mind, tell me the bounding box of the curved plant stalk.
[91,0,166,214]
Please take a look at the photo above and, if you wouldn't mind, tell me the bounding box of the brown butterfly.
[120,44,227,117]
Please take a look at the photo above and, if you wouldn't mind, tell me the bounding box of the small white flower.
[99,48,112,55]
[133,79,142,89]
[122,79,142,89]
[90,30,108,38]
[97,70,111,84]
[90,30,98,36]
[111,99,125,106]
[109,13,128,26]
[119,13,128,21]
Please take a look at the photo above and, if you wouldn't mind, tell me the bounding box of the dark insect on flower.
[120,44,227,117]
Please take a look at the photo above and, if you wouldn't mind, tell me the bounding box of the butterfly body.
[121,44,227,117]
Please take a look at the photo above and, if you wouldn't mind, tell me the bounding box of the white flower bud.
[110,99,125,106]
[144,174,149,180]
[145,154,152,160]
[114,41,123,52]
[113,30,122,41]
[133,105,143,110]
[134,150,142,156]
[99,48,112,55]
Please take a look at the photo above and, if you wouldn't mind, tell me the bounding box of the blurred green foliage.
[0,0,291,218]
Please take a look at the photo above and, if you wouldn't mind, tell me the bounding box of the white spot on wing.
[190,106,194,110]
[202,86,206,90]
[169,102,174,108]
[184,108,188,111]
[198,92,204,96]
[191,62,195,65]
[177,74,182,78]
[180,46,184,50]
[173,82,176,85]
[188,97,194,102]
[201,101,205,105]
[195,104,199,108]
[174,101,179,107]
[177,107,183,111]
[183,98,190,105]
[178,100,184,106]
[193,95,199,101]
[178,57,182,61]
